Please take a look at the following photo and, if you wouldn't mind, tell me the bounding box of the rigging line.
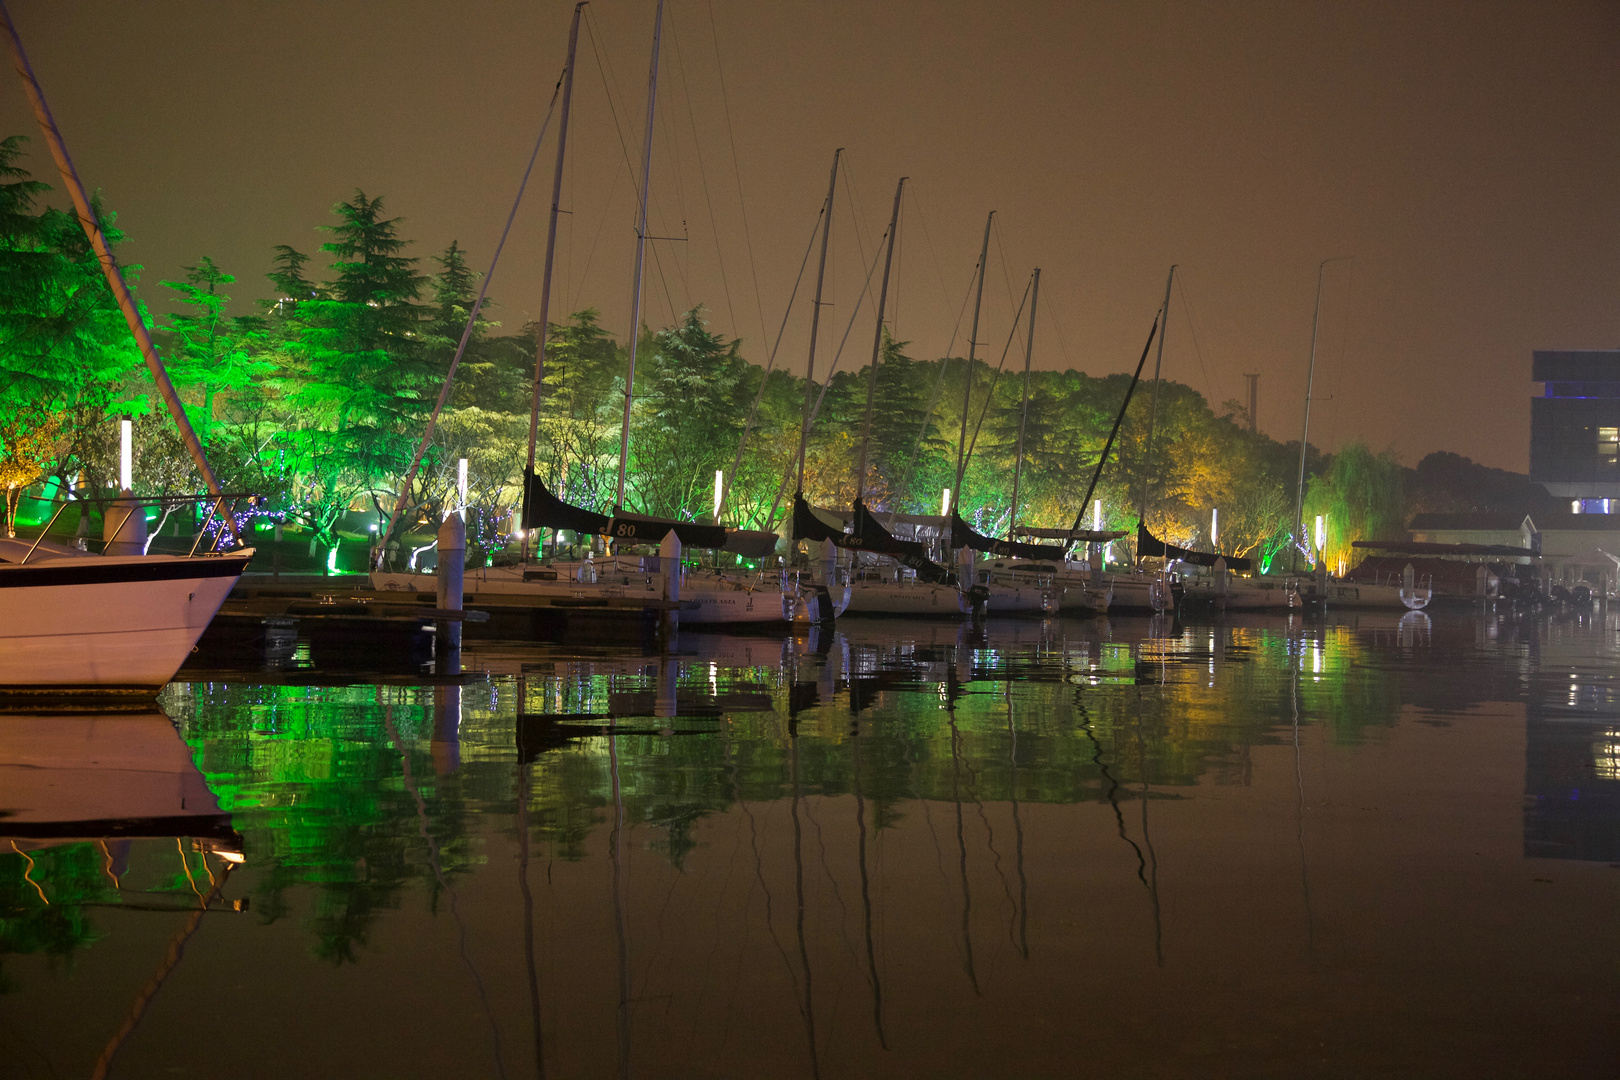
[656,6,691,260]
[718,207,823,522]
[646,226,684,330]
[1007,691,1030,959]
[1069,312,1161,533]
[764,228,888,526]
[840,152,876,294]
[892,195,904,337]
[667,2,739,342]
[1077,709,1150,889]
[1174,270,1219,410]
[377,70,563,567]
[1134,702,1165,968]
[904,261,983,494]
[947,713,982,995]
[993,220,1026,360]
[907,180,964,339]
[382,704,508,1079]
[584,5,684,308]
[962,277,1034,482]
[789,734,824,1080]
[801,797,861,970]
[1322,260,1354,454]
[517,758,547,1080]
[608,728,632,1080]
[959,736,1019,941]
[705,0,770,347]
[852,732,890,1049]
[1043,288,1075,371]
[1291,636,1317,956]
[87,863,237,1080]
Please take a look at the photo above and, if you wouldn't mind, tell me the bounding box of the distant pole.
[794,148,842,496]
[954,212,995,496]
[0,2,235,544]
[614,0,665,513]
[1294,257,1348,565]
[1136,264,1176,528]
[856,176,906,504]
[1008,268,1040,542]
[523,0,585,560]
[1243,373,1259,433]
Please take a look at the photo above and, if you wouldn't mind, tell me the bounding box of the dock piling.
[437,515,465,666]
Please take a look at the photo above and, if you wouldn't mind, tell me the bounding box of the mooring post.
[658,530,681,647]
[103,489,147,557]
[433,683,462,775]
[437,515,465,664]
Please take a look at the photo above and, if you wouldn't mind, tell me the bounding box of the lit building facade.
[1530,349,1620,509]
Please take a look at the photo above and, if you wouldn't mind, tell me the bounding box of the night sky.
[3,0,1616,473]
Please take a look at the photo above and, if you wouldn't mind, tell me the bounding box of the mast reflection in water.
[3,611,1618,1077]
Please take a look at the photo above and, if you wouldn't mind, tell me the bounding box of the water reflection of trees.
[138,621,1432,962]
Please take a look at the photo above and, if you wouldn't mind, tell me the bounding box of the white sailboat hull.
[0,711,234,846]
[981,583,1057,614]
[845,579,970,617]
[0,552,252,694]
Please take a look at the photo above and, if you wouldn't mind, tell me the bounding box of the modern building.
[1531,349,1620,510]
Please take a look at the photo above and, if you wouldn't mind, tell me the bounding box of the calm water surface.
[3,611,1618,1078]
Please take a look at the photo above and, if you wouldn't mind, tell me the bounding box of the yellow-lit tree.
[0,405,64,536]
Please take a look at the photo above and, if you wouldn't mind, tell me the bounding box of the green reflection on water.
[3,619,1420,975]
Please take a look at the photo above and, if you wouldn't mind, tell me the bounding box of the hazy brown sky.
[3,0,1616,473]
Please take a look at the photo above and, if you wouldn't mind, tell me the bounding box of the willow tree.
[1303,441,1406,572]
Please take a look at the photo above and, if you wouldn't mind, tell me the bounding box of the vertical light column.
[119,419,132,492]
[941,488,951,517]
[457,458,468,521]
[713,469,723,522]
[1211,507,1219,548]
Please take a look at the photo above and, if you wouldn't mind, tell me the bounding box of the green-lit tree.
[633,308,750,518]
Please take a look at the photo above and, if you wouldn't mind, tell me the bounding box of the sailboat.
[789,174,976,619]
[0,9,252,695]
[371,2,832,627]
[933,214,1054,617]
[946,263,1122,616]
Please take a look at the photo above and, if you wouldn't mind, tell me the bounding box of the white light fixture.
[119,418,132,492]
[1211,507,1219,547]
[713,469,724,520]
[1314,514,1325,551]
[1093,499,1102,531]
[457,457,469,520]
[941,488,951,516]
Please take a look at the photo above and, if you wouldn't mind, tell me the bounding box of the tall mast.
[793,148,842,496]
[614,0,665,512]
[855,176,906,504]
[1294,257,1345,565]
[953,212,995,502]
[523,1,584,557]
[1136,264,1176,529]
[1008,268,1040,542]
[0,2,235,542]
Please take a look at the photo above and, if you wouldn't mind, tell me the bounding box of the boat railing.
[15,491,260,564]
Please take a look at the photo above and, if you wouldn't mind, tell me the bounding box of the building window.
[1599,426,1619,461]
